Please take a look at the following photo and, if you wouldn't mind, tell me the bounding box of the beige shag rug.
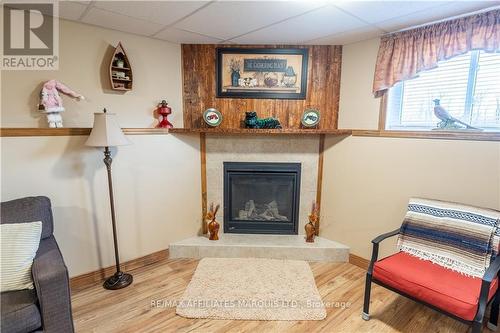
[176,257,326,321]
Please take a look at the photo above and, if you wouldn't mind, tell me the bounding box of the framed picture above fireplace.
[216,48,309,100]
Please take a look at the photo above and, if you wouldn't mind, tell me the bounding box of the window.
[386,51,500,131]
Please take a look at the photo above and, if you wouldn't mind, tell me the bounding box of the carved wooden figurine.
[206,203,220,241]
[305,202,319,243]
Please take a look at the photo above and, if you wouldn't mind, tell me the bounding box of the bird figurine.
[433,99,479,130]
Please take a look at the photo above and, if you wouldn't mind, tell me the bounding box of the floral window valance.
[373,9,500,97]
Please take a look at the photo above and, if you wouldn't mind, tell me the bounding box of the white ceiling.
[11,0,500,45]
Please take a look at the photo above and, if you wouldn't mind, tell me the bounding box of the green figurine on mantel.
[244,111,282,129]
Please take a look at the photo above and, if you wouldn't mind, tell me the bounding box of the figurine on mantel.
[305,202,319,243]
[38,79,85,128]
[244,111,282,129]
[155,100,173,129]
[206,203,220,241]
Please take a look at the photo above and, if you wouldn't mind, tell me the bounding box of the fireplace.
[223,162,301,234]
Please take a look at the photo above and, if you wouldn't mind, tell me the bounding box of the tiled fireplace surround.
[169,134,349,262]
[206,134,319,234]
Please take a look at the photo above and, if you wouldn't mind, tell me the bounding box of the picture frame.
[216,48,309,100]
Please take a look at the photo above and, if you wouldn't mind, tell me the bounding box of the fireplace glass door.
[224,162,301,234]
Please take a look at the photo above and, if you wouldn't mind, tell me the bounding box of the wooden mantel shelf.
[3,128,499,141]
[1,127,351,137]
[169,128,353,135]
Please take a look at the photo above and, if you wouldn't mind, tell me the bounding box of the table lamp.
[86,108,133,290]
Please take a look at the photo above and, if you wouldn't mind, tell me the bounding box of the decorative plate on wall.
[203,108,223,127]
[301,109,320,127]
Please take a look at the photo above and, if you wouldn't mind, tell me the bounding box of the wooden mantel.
[169,128,352,135]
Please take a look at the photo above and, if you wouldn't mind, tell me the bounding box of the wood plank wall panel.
[182,44,342,130]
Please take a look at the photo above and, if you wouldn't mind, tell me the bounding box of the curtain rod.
[383,5,500,36]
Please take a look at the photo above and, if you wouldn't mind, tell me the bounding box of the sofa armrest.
[368,228,400,274]
[32,236,74,333]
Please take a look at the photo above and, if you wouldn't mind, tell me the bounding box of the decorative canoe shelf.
[109,42,133,91]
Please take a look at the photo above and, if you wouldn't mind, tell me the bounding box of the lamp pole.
[102,144,132,290]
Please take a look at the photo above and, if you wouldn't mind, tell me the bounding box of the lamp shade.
[85,110,131,147]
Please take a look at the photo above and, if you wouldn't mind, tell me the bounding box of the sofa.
[1,196,74,333]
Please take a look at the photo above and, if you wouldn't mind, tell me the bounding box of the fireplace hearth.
[224,162,301,234]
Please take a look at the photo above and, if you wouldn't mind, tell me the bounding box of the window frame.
[376,94,500,141]
[377,51,500,141]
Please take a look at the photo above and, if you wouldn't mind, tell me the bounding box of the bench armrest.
[367,228,400,274]
[474,256,500,323]
[372,228,400,245]
[483,256,500,283]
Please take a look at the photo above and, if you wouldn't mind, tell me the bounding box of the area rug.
[176,257,326,321]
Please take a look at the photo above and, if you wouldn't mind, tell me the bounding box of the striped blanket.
[397,198,500,278]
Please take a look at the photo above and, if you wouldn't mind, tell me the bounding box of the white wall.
[1,20,201,277]
[1,135,201,276]
[338,38,380,130]
[322,38,500,259]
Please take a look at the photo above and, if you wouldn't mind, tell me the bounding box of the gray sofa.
[1,196,74,333]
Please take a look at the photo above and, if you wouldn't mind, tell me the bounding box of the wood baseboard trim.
[70,249,169,292]
[349,253,370,270]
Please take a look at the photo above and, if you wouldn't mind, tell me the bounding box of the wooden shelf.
[3,127,499,141]
[1,128,91,137]
[109,42,133,91]
[169,128,352,135]
[351,129,500,142]
[111,66,131,71]
[111,87,132,91]
[1,128,169,137]
[111,77,131,82]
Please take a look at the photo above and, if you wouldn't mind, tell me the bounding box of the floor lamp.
[86,109,133,290]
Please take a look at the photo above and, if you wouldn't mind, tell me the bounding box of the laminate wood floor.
[72,258,472,333]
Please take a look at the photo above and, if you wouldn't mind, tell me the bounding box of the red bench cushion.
[373,252,498,321]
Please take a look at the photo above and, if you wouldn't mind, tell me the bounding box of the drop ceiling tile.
[174,1,327,40]
[231,5,367,44]
[81,7,164,36]
[93,1,209,26]
[59,1,88,21]
[305,26,385,45]
[334,1,449,24]
[375,2,497,32]
[155,27,222,44]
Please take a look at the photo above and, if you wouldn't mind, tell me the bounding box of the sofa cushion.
[1,196,54,240]
[373,252,498,321]
[1,289,42,333]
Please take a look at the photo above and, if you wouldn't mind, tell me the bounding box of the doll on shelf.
[38,80,84,128]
